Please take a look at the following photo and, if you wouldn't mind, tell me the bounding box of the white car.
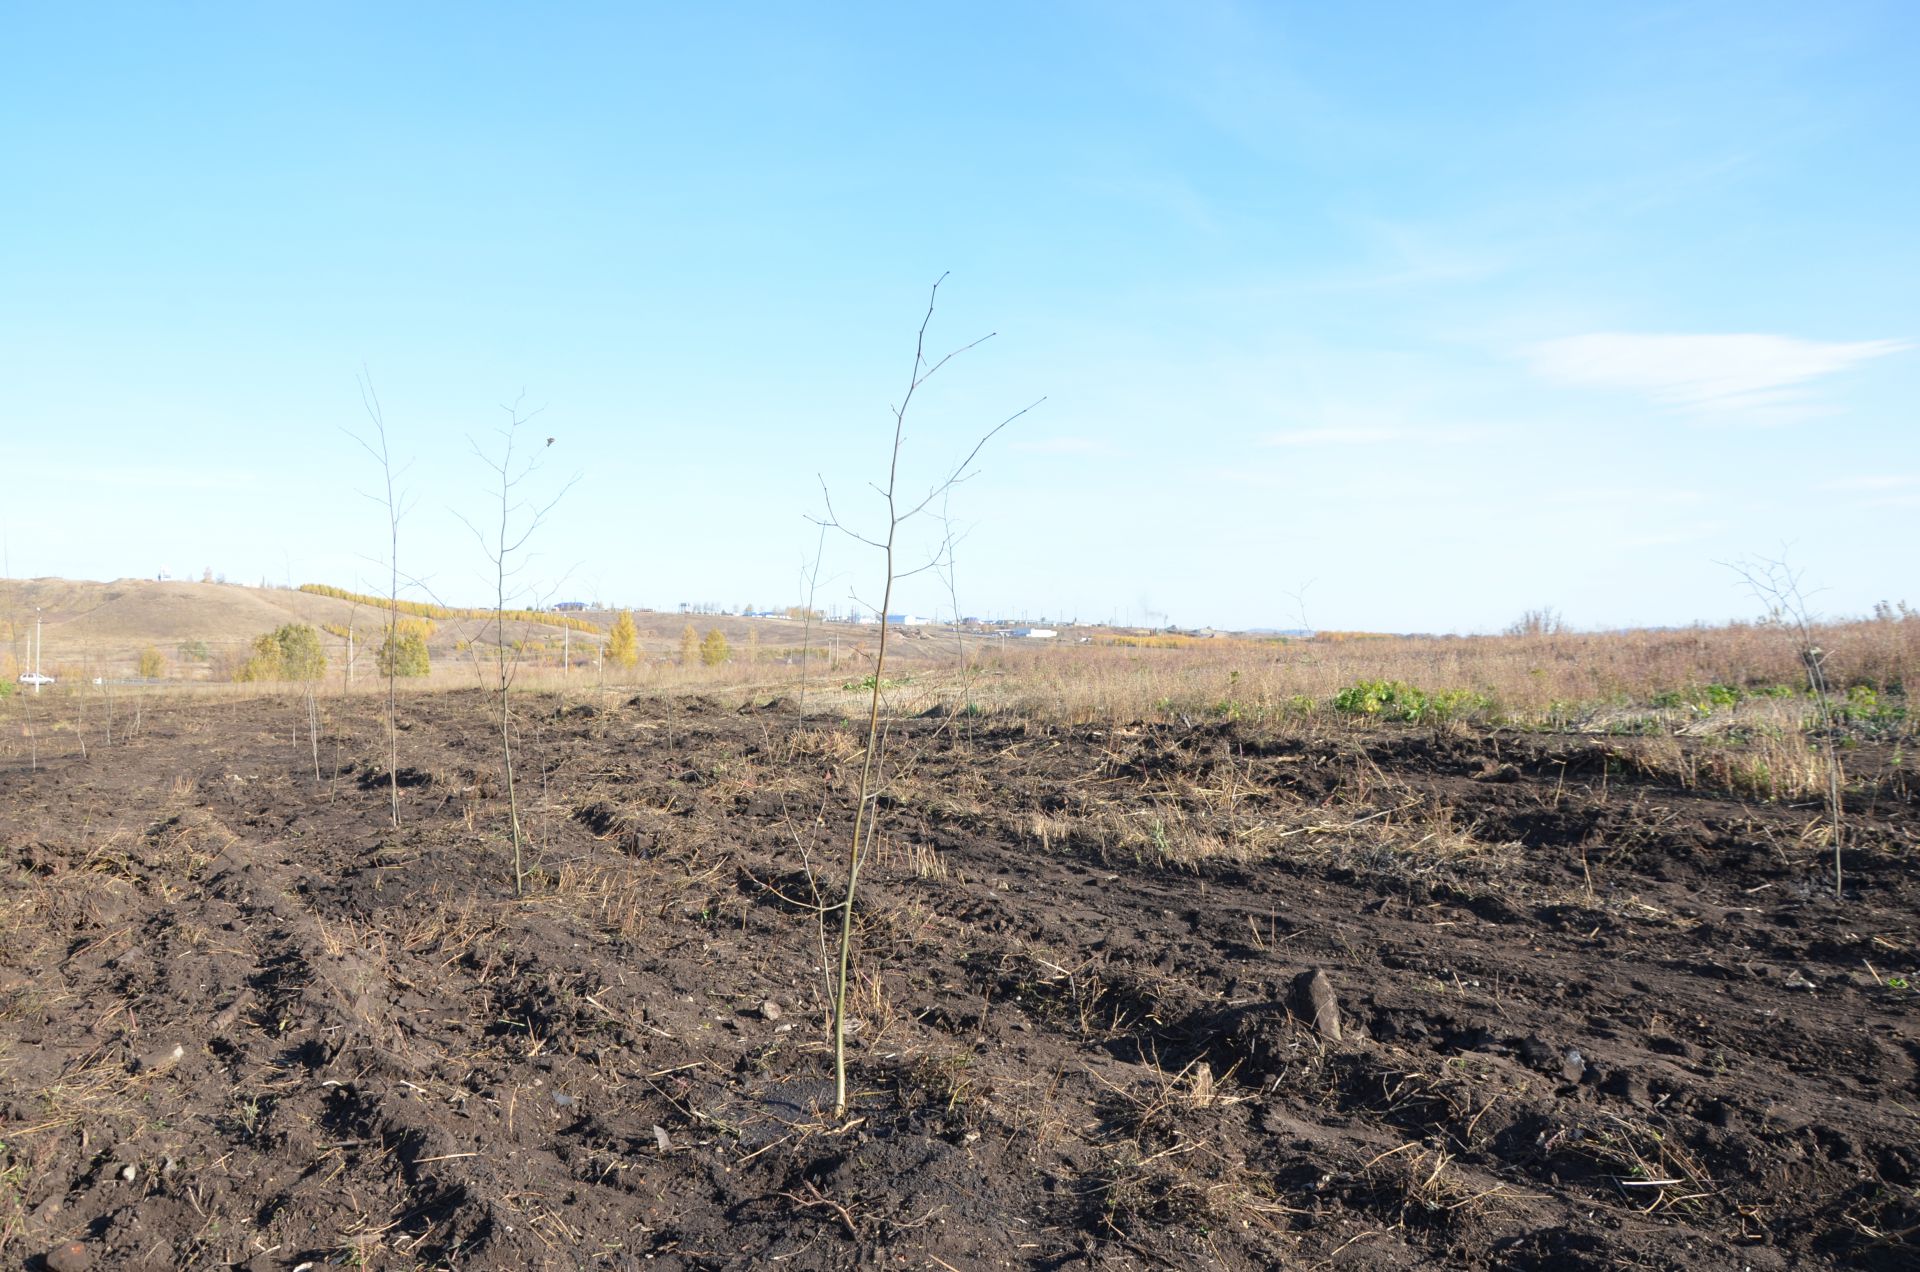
[17,673,54,686]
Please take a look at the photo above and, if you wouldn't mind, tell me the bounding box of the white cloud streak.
[1523,332,1907,417]
[1818,474,1917,492]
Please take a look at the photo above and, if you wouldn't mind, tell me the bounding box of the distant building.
[554,601,588,612]
[1011,627,1057,639]
[884,614,928,626]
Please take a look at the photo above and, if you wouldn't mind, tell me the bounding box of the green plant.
[1332,680,1490,724]
[700,628,730,666]
[842,674,910,692]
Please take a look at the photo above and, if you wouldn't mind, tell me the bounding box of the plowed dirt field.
[2,691,1915,1269]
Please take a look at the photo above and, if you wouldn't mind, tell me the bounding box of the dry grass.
[1087,1056,1297,1245]
[7,608,1910,753]
[975,613,1916,727]
[1026,765,1512,878]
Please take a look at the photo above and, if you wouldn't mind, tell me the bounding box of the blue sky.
[3,1,1913,632]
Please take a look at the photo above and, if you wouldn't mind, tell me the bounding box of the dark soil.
[1,690,1916,1269]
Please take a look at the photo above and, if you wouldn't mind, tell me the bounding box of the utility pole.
[33,610,42,695]
[563,624,570,679]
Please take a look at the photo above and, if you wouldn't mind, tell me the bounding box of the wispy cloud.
[1523,332,1908,419]
[1260,425,1492,447]
[1818,474,1917,492]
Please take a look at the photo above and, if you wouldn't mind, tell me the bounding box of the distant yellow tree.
[235,623,328,682]
[700,628,730,667]
[679,624,700,667]
[136,646,166,679]
[607,610,640,668]
[377,621,432,678]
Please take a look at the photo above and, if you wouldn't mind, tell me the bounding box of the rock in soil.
[1292,967,1342,1041]
[45,1242,92,1272]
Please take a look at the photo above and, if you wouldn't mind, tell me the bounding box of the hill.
[0,577,917,684]
[0,577,615,682]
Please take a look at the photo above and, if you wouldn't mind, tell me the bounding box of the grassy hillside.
[0,577,903,685]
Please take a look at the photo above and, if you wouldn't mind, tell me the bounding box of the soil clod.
[1292,966,1343,1041]
[44,1242,92,1272]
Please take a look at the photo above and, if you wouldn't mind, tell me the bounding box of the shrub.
[679,624,699,667]
[377,621,432,678]
[700,628,730,666]
[136,646,166,679]
[235,623,328,682]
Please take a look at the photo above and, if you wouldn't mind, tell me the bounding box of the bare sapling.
[933,489,979,728]
[796,521,829,715]
[1,557,35,772]
[346,371,414,829]
[461,397,577,896]
[306,678,322,781]
[813,274,1040,1117]
[1726,551,1845,897]
[342,592,365,692]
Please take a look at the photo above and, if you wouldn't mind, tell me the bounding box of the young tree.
[347,372,413,829]
[812,275,1039,1116]
[607,610,640,668]
[461,398,577,896]
[796,522,830,713]
[700,628,730,666]
[377,619,432,677]
[233,623,327,777]
[277,623,329,681]
[1726,551,1846,897]
[679,623,699,667]
[236,623,328,682]
[136,646,166,679]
